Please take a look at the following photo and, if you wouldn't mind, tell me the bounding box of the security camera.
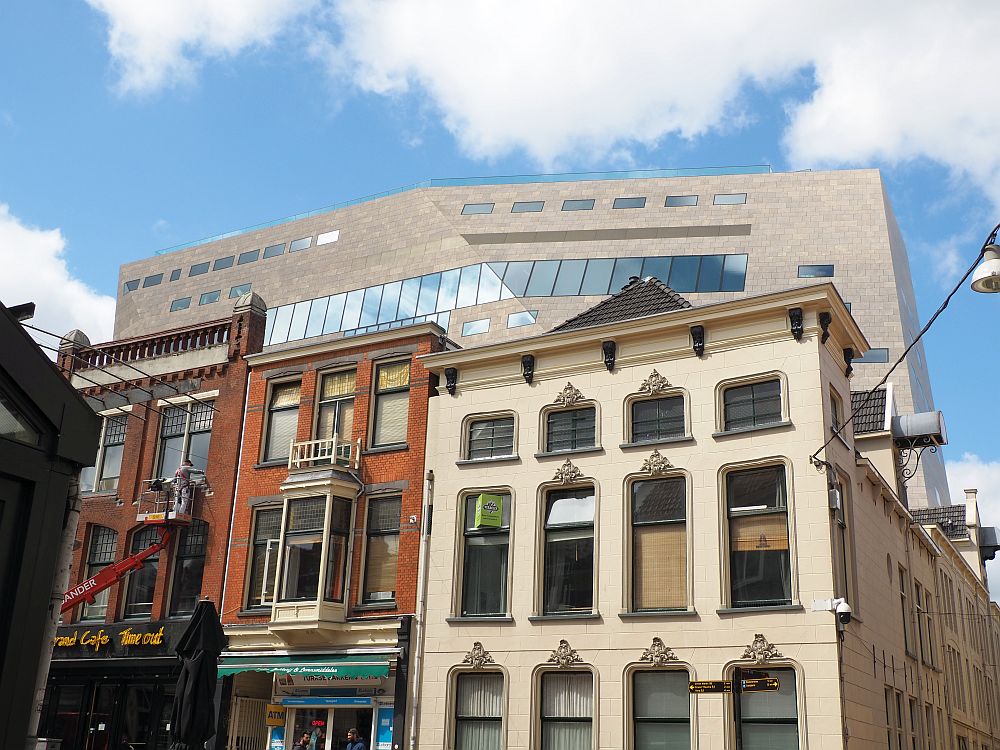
[836,599,853,626]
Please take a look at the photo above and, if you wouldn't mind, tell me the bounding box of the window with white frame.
[738,667,797,748]
[363,497,401,604]
[263,382,300,461]
[123,526,161,619]
[545,407,596,452]
[632,670,690,749]
[454,672,504,750]
[317,370,356,461]
[543,487,595,614]
[467,416,515,460]
[324,499,352,602]
[80,415,127,492]
[461,492,511,616]
[157,401,214,476]
[280,497,325,601]
[722,379,782,431]
[726,465,791,608]
[246,508,281,609]
[540,671,593,748]
[81,526,117,620]
[631,476,687,611]
[372,362,410,447]
[169,519,207,616]
[630,395,684,443]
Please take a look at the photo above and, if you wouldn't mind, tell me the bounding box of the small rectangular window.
[613,196,646,209]
[364,497,401,603]
[798,264,834,278]
[213,255,234,271]
[229,283,251,298]
[723,379,782,431]
[665,195,698,207]
[546,408,596,452]
[727,465,791,608]
[853,348,890,363]
[631,395,684,443]
[288,237,312,253]
[541,672,592,745]
[263,381,300,461]
[189,262,210,276]
[263,243,285,258]
[142,273,163,288]
[372,361,410,447]
[714,193,747,205]
[562,199,595,211]
[124,279,140,292]
[507,310,538,329]
[462,492,511,616]
[544,487,595,614]
[467,417,515,460]
[169,269,181,281]
[455,673,503,749]
[632,477,687,610]
[461,318,490,336]
[461,203,494,215]
[170,297,191,312]
[199,290,221,305]
[238,249,259,265]
[511,201,544,213]
[632,671,690,747]
[317,229,340,245]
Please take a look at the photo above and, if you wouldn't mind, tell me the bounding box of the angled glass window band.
[723,379,781,431]
[552,259,587,296]
[631,395,685,443]
[143,273,163,288]
[230,283,251,298]
[468,417,514,459]
[853,348,889,364]
[462,492,511,616]
[455,673,504,750]
[546,407,596,452]
[263,243,285,259]
[373,361,410,447]
[613,196,646,209]
[213,255,234,271]
[507,310,537,329]
[609,257,643,293]
[199,290,221,305]
[696,254,725,292]
[562,198,595,211]
[281,497,325,601]
[714,193,747,205]
[461,203,494,215]
[798,264,834,278]
[288,237,312,253]
[633,671,690,748]
[170,297,191,312]
[542,672,593,748]
[727,466,791,608]
[364,496,401,603]
[264,381,300,461]
[462,318,490,337]
[632,477,686,611]
[665,195,698,207]
[511,200,544,213]
[544,487,595,614]
[189,261,210,276]
[721,254,748,292]
[247,508,282,608]
[739,667,797,747]
[525,260,559,296]
[169,269,181,282]
[238,249,259,265]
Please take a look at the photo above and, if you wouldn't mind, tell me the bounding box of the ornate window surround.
[621,379,692,449]
[530,659,600,750]
[721,656,807,748]
[446,660,510,750]
[537,391,602,458]
[622,656,697,750]
[450,485,516,620]
[713,370,791,436]
[458,410,520,465]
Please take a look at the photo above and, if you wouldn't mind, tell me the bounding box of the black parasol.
[168,599,228,750]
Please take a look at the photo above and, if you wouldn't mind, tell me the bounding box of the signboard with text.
[50,620,187,659]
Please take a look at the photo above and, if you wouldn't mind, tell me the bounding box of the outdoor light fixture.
[971,244,1000,293]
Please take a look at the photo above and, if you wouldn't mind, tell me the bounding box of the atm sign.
[265,704,286,727]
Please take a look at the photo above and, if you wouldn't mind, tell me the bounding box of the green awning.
[218,654,390,678]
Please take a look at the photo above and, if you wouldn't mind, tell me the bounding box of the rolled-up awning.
[218,654,390,678]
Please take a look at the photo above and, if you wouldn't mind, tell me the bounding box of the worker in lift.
[173,459,204,515]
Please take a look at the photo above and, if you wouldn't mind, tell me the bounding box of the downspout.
[219,363,252,624]
[408,469,434,750]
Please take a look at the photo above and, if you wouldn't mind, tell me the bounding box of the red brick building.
[219,322,445,750]
[39,293,266,750]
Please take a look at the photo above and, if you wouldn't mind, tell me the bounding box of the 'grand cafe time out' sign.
[51,621,187,659]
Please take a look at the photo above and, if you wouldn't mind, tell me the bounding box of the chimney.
[965,488,980,528]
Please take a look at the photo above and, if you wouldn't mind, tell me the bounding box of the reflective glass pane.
[502,262,533,297]
[229,283,251,298]
[124,279,140,292]
[189,262,209,276]
[323,293,346,333]
[477,264,504,304]
[610,257,643,293]
[613,196,646,209]
[417,273,441,316]
[642,256,672,283]
[269,305,293,345]
[721,254,748,291]
[666,194,698,207]
[546,488,595,525]
[288,301,311,341]
[317,229,339,245]
[507,310,537,328]
[797,264,834,278]
[341,289,364,330]
[714,193,747,205]
[462,318,490,336]
[213,255,234,270]
[633,672,690,719]
[512,200,544,213]
[263,243,285,258]
[696,255,725,291]
[397,277,421,318]
[143,274,163,288]
[288,237,312,252]
[305,297,329,338]
[238,249,259,265]
[525,260,559,296]
[553,259,587,295]
[562,198,595,211]
[264,307,276,343]
[457,265,481,307]
[379,281,402,323]
[437,268,461,312]
[461,203,494,215]
[169,269,181,281]
[668,256,700,292]
[199,290,221,305]
[580,259,615,295]
[170,297,191,312]
[360,285,383,326]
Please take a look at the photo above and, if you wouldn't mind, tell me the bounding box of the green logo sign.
[475,493,503,528]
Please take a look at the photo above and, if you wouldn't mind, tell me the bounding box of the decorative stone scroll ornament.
[638,369,671,395]
[639,637,677,666]
[553,459,584,485]
[462,641,495,669]
[554,382,586,407]
[742,633,783,665]
[788,307,804,341]
[640,449,673,476]
[548,639,583,668]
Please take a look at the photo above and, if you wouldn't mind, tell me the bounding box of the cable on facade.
[50,359,147,423]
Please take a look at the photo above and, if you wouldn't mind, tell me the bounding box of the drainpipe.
[408,469,434,750]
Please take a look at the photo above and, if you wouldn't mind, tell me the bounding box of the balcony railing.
[288,436,361,471]
[74,319,231,371]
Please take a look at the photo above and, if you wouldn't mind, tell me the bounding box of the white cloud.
[0,205,116,348]
[946,453,1000,598]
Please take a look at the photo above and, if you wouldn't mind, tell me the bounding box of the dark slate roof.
[851,388,888,434]
[551,276,692,332]
[912,505,968,540]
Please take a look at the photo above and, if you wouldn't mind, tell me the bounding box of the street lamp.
[971,243,1000,293]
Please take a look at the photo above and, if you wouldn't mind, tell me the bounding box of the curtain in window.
[374,391,409,446]
[377,362,410,390]
[321,370,356,398]
[634,524,686,610]
[541,672,592,750]
[265,383,300,460]
[455,673,503,750]
[740,668,797,750]
[365,498,401,602]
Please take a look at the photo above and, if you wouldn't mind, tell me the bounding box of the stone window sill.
[456,455,520,467]
[619,435,694,450]
[716,604,804,615]
[446,616,515,624]
[712,420,793,438]
[362,443,409,456]
[528,611,601,622]
[619,609,698,619]
[253,459,288,470]
[534,446,603,459]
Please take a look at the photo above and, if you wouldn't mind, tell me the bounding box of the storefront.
[219,653,398,750]
[40,620,189,750]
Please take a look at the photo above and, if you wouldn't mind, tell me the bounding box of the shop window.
[540,672,593,747]
[316,370,356,461]
[455,672,504,749]
[543,487,595,614]
[631,477,686,611]
[738,667,797,747]
[263,381,301,461]
[372,362,410,447]
[630,395,684,443]
[461,492,511,616]
[169,519,208,616]
[324,499,352,602]
[726,465,791,608]
[632,671,690,749]
[123,526,161,619]
[363,497,401,604]
[156,401,214,477]
[722,378,782,431]
[280,498,325,601]
[246,508,282,609]
[81,526,117,620]
[81,415,127,493]
[545,407,596,453]
[467,417,515,460]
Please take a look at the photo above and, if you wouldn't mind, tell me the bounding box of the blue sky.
[1,1,999,524]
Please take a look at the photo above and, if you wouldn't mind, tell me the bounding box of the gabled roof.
[912,505,968,540]
[551,276,692,332]
[851,388,888,434]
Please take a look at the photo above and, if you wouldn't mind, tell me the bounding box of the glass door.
[290,707,332,750]
[85,684,116,750]
[119,684,156,749]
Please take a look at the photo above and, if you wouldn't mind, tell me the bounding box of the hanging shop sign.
[475,493,503,528]
[51,621,187,659]
[265,704,287,727]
